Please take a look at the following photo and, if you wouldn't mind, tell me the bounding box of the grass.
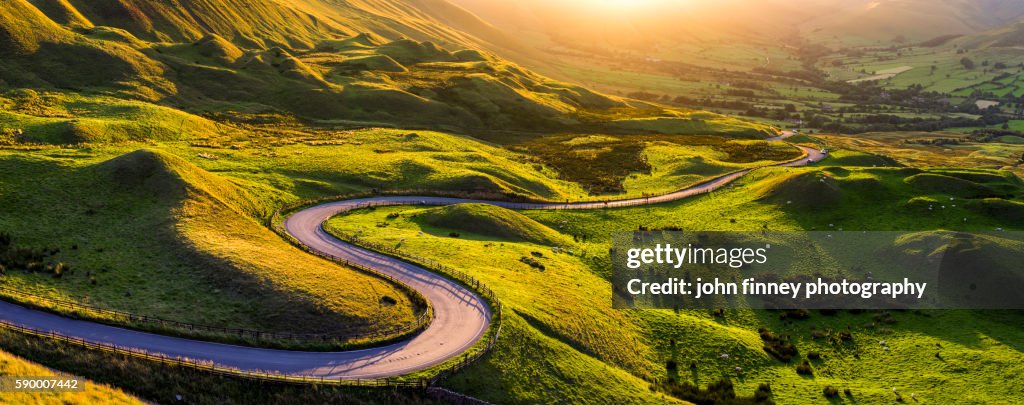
[324,159,1024,403]
[0,327,438,405]
[411,204,570,246]
[511,134,802,196]
[0,147,421,347]
[820,132,1024,178]
[820,41,1024,95]
[3,0,775,138]
[0,347,143,404]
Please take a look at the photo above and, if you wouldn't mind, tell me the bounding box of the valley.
[1,0,1023,404]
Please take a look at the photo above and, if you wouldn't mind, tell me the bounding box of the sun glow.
[590,0,683,10]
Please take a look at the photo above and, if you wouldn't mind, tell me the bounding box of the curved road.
[0,137,822,379]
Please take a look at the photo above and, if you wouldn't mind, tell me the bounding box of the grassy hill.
[412,203,570,245]
[0,0,774,138]
[327,160,1024,400]
[324,154,1024,403]
[0,147,422,345]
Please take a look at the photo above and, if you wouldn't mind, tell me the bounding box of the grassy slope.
[0,348,143,405]
[326,158,1024,403]
[0,147,418,340]
[513,134,803,197]
[1,0,775,137]
[412,204,571,245]
[821,132,1024,178]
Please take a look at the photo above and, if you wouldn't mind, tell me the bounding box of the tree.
[961,57,976,70]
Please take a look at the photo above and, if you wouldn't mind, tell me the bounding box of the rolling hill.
[0,0,774,138]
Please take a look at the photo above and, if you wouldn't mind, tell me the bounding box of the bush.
[519,256,545,271]
[807,351,822,360]
[760,328,799,362]
[779,309,810,320]
[823,386,840,398]
[448,232,460,238]
[754,383,772,402]
[796,359,813,376]
[655,379,774,404]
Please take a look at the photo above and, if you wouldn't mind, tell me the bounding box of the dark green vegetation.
[511,134,801,194]
[0,328,436,405]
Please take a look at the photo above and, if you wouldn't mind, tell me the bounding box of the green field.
[325,160,1024,403]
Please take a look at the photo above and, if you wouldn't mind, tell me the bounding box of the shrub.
[779,309,810,320]
[760,328,799,362]
[385,212,400,219]
[754,383,772,402]
[655,378,774,404]
[796,359,813,376]
[823,386,839,398]
[807,351,822,360]
[448,232,460,238]
[519,256,545,271]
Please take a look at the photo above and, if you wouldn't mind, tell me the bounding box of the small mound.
[453,49,489,62]
[904,173,999,198]
[414,203,568,245]
[759,172,844,210]
[337,55,407,72]
[321,32,386,50]
[825,150,901,167]
[965,198,1024,223]
[96,149,257,214]
[378,39,454,64]
[96,149,188,200]
[195,34,244,65]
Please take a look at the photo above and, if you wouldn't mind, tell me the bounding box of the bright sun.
[588,0,686,12]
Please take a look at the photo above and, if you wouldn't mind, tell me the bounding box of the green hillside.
[0,147,422,345]
[0,0,774,137]
[413,203,569,245]
[326,161,1024,402]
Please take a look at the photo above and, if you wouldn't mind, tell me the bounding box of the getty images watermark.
[611,231,1024,310]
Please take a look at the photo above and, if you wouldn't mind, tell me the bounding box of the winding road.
[0,134,822,380]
